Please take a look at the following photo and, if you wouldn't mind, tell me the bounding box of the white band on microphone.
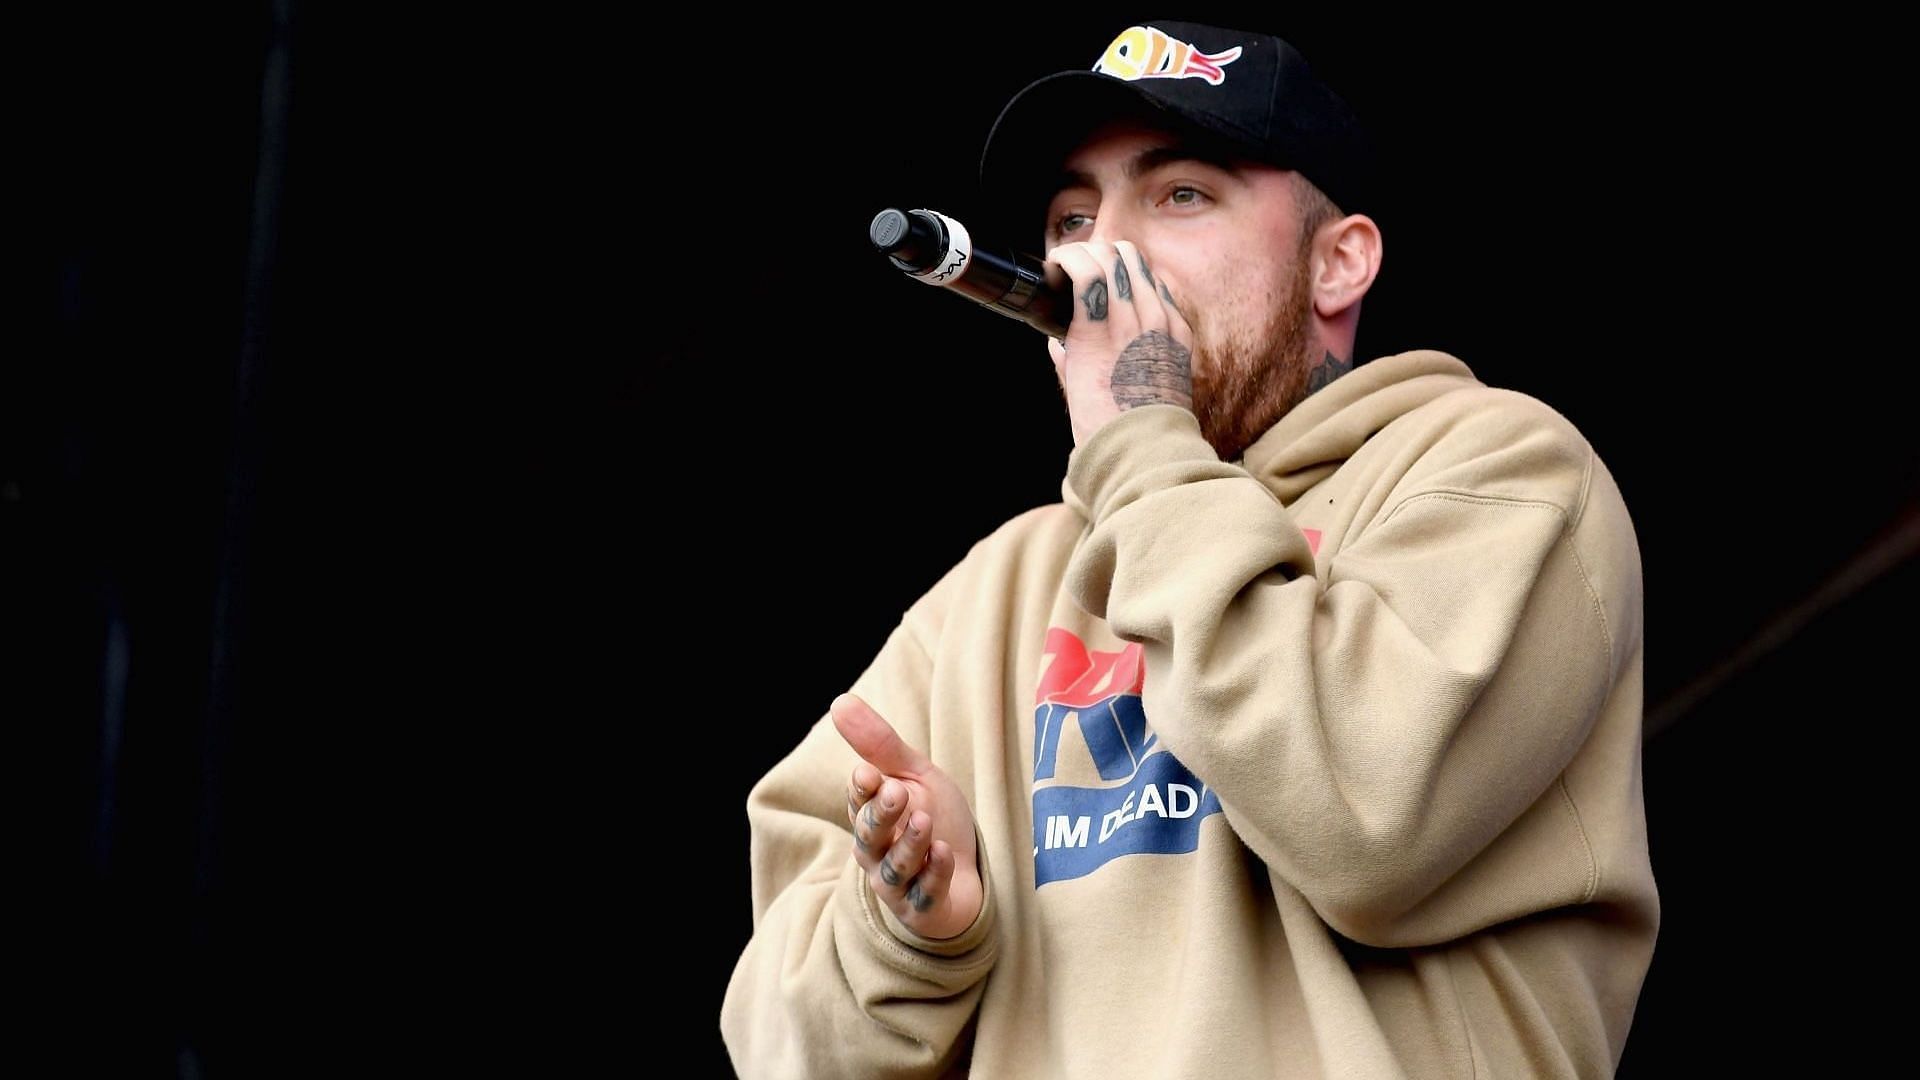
[907,209,971,285]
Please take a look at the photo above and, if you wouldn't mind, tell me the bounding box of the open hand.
[831,693,984,941]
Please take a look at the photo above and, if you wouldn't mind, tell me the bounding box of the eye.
[1164,186,1207,208]
[1052,211,1091,238]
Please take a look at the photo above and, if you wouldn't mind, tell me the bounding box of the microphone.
[869,208,1072,339]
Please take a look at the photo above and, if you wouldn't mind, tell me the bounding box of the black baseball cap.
[979,21,1375,237]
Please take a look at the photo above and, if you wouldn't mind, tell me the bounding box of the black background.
[27,6,1914,1075]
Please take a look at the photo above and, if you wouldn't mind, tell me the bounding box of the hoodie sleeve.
[1062,402,1636,949]
[720,567,998,1080]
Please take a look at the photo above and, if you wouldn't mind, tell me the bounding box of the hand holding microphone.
[869,208,1073,338]
[871,207,1197,450]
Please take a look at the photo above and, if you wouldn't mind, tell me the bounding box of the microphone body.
[869,208,1071,339]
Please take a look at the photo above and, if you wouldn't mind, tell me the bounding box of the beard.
[1188,241,1318,462]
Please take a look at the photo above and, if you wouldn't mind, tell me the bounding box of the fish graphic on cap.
[1092,25,1242,85]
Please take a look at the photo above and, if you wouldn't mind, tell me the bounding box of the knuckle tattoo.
[1082,279,1108,321]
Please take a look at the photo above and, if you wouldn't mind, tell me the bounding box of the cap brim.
[978,70,1248,244]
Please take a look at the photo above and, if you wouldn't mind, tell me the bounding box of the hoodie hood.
[1061,350,1482,516]
[1238,350,1481,503]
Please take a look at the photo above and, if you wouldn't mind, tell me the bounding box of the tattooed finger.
[1112,241,1165,334]
[878,810,931,896]
[852,794,886,857]
[904,839,954,914]
[1081,278,1108,321]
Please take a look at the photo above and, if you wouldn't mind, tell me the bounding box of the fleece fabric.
[722,350,1658,1079]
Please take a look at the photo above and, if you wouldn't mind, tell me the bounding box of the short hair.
[1290,172,1344,251]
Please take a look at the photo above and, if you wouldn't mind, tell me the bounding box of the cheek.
[1165,264,1239,339]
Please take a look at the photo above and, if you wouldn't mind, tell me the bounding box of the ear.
[1310,214,1383,320]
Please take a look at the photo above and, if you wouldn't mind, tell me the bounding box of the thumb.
[829,693,931,778]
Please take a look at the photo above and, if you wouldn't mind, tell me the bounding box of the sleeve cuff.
[1063,405,1222,525]
[853,825,997,960]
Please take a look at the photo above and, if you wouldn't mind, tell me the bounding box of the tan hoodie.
[721,350,1659,1078]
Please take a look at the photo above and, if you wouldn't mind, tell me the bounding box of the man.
[722,21,1658,1078]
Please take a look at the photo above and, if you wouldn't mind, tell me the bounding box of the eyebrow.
[1050,142,1244,199]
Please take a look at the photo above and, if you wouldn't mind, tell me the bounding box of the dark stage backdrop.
[29,6,1912,1076]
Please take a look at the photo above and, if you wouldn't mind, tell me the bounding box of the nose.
[1084,193,1149,248]
[1086,214,1159,296]
[1087,206,1132,248]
